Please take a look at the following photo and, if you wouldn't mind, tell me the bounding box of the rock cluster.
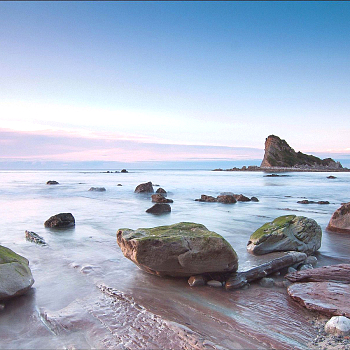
[117,222,238,277]
[247,215,322,255]
[195,193,258,203]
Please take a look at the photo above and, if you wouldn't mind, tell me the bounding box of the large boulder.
[116,222,238,277]
[0,245,34,300]
[247,215,322,255]
[327,202,350,233]
[44,213,75,228]
[134,181,154,193]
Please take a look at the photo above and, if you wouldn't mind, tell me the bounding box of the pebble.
[188,275,206,287]
[325,316,350,336]
[207,280,223,288]
[259,277,275,288]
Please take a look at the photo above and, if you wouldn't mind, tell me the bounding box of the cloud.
[0,128,263,163]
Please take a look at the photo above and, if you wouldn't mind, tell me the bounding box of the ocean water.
[0,169,349,349]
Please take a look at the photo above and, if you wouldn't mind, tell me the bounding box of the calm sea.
[0,169,349,349]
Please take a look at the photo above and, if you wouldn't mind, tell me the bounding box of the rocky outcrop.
[261,135,343,169]
[327,202,350,233]
[287,282,350,318]
[146,203,171,214]
[25,230,47,245]
[0,245,35,300]
[195,193,257,203]
[134,182,154,193]
[116,222,238,277]
[247,215,322,255]
[44,213,75,228]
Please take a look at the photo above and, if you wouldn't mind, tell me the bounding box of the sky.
[0,1,349,169]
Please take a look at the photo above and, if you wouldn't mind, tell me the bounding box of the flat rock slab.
[288,282,350,317]
[285,264,350,283]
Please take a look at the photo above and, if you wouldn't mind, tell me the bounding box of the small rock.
[145,203,171,214]
[25,230,47,245]
[251,197,259,202]
[195,195,217,202]
[305,256,318,266]
[217,195,237,204]
[151,194,173,203]
[207,280,223,288]
[327,176,337,179]
[156,188,167,195]
[259,277,275,288]
[299,264,313,271]
[325,316,350,336]
[88,187,106,192]
[188,275,206,287]
[318,201,330,205]
[117,184,122,186]
[121,169,128,173]
[234,194,251,202]
[46,180,59,185]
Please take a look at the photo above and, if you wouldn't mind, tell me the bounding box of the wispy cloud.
[0,128,263,163]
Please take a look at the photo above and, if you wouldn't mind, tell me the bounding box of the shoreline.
[213,166,350,173]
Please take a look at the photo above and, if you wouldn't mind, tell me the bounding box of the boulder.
[88,187,106,192]
[0,245,35,300]
[325,316,350,336]
[233,194,251,202]
[327,202,350,234]
[46,180,59,185]
[251,197,259,202]
[134,182,154,193]
[116,222,238,277]
[44,213,75,228]
[195,194,217,202]
[25,230,47,245]
[247,215,322,255]
[151,194,173,203]
[146,203,171,214]
[121,169,128,173]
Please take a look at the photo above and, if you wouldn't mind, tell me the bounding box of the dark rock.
[287,281,350,317]
[121,169,128,173]
[207,280,223,288]
[233,194,251,202]
[88,187,106,192]
[0,245,35,300]
[327,202,350,234]
[251,196,259,202]
[188,275,207,287]
[156,188,167,195]
[261,135,343,169]
[134,182,154,193]
[44,213,75,228]
[46,180,59,185]
[146,204,171,214]
[151,194,173,203]
[318,201,330,205]
[247,215,322,255]
[298,200,329,205]
[265,174,280,177]
[117,222,238,277]
[195,195,217,202]
[117,184,122,186]
[216,195,237,204]
[25,230,46,245]
[327,176,337,179]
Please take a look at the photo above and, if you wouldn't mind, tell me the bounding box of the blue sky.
[0,2,349,168]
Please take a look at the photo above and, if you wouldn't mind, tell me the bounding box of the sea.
[0,169,349,349]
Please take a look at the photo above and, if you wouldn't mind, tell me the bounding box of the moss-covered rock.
[0,245,34,300]
[247,215,322,255]
[117,222,238,277]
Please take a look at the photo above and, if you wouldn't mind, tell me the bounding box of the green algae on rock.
[0,245,34,300]
[117,222,238,277]
[247,215,322,255]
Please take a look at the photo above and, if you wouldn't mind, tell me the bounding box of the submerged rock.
[116,222,238,277]
[134,182,154,193]
[327,202,350,234]
[146,203,171,214]
[88,187,106,192]
[44,213,75,228]
[247,215,322,255]
[0,245,34,300]
[46,180,59,185]
[25,230,47,245]
[120,169,128,173]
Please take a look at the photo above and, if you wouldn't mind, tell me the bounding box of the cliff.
[260,135,343,169]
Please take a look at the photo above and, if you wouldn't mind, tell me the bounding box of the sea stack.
[261,135,342,170]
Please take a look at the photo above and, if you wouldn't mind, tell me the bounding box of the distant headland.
[214,135,349,172]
